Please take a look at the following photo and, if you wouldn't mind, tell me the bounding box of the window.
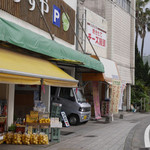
[59,88,75,101]
[116,0,131,14]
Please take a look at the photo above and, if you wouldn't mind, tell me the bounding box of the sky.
[138,2,150,56]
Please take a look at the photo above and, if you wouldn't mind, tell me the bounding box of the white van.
[51,87,91,125]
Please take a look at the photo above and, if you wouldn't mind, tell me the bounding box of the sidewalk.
[1,112,150,150]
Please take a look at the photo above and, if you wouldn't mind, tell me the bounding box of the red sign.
[87,22,106,48]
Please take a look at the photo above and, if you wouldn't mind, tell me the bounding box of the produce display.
[0,111,51,145]
[39,118,50,124]
[30,133,39,145]
[12,133,22,145]
[0,132,49,145]
[22,133,30,145]
[6,132,13,144]
[0,133,6,144]
[38,133,49,145]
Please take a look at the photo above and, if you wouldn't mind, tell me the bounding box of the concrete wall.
[80,0,135,85]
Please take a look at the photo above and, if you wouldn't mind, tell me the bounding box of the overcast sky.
[138,2,150,56]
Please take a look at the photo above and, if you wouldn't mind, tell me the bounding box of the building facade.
[0,0,105,129]
[77,0,135,111]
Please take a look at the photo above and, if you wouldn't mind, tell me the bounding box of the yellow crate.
[39,113,49,120]
[30,111,38,117]
[26,115,38,123]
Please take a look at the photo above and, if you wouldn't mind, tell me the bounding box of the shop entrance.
[14,85,39,120]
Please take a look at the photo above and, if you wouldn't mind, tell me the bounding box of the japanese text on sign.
[14,0,49,15]
[87,22,107,48]
[61,111,70,127]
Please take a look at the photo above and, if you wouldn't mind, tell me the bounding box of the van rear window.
[60,88,74,100]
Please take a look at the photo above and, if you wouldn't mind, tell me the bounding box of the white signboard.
[61,111,70,127]
[0,136,4,141]
[87,22,106,48]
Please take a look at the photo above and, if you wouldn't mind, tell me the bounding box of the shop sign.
[101,101,109,116]
[0,0,75,44]
[53,5,61,28]
[61,111,70,127]
[87,22,106,48]
[14,0,49,15]
[110,80,121,114]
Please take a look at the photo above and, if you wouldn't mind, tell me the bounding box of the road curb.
[124,123,139,150]
[124,116,150,150]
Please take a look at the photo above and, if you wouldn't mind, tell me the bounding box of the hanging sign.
[110,80,121,114]
[118,82,126,110]
[92,81,101,119]
[87,22,107,48]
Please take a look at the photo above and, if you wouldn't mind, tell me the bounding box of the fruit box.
[38,113,49,120]
[30,111,38,118]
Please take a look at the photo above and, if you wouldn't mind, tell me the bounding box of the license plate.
[84,115,87,120]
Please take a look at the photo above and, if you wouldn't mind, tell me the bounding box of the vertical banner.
[101,101,109,116]
[92,81,101,119]
[118,83,126,110]
[110,80,121,114]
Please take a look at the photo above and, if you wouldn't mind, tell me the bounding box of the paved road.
[1,112,150,150]
[50,112,150,150]
[124,113,150,150]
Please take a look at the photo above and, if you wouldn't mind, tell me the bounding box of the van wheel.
[68,115,79,125]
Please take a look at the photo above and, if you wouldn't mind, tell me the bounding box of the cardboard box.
[38,113,49,120]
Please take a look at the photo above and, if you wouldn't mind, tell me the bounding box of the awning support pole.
[35,0,54,40]
[76,14,100,61]
[61,5,85,53]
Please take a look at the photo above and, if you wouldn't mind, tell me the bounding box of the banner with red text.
[87,22,107,48]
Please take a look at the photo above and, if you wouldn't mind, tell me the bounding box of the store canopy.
[0,48,78,87]
[0,18,104,73]
[100,57,120,82]
[82,57,120,83]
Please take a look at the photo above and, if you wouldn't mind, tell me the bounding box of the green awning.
[0,18,104,73]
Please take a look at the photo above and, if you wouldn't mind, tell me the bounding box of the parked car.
[51,87,91,125]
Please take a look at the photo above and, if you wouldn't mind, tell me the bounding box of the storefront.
[0,0,104,145]
[82,56,121,119]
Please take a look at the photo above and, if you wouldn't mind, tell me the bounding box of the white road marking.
[144,124,150,147]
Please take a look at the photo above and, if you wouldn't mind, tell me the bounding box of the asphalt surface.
[1,112,150,150]
[124,114,150,150]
